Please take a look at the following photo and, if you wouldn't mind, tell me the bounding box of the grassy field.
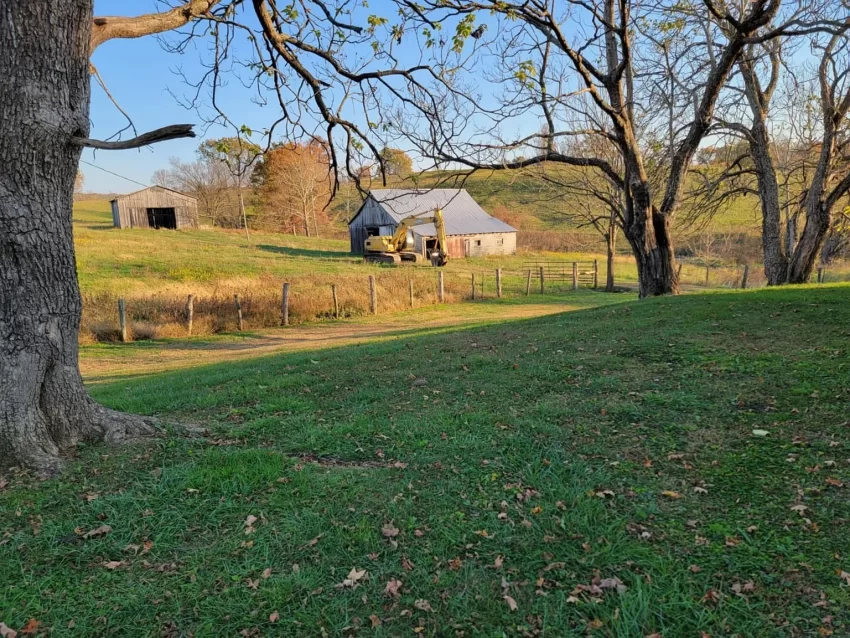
[3,285,849,636]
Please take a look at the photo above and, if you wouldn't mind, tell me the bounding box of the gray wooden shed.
[111,186,198,230]
[348,189,516,258]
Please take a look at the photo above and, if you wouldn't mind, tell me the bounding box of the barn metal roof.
[110,185,198,203]
[361,189,516,236]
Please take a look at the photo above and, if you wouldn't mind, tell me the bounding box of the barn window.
[497,237,504,245]
[476,240,481,246]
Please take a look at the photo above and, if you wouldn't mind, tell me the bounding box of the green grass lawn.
[3,285,850,636]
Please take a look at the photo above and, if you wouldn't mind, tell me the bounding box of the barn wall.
[413,232,516,257]
[112,187,198,229]
[348,197,398,253]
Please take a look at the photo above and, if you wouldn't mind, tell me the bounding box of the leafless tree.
[396,0,821,297]
[718,4,850,283]
[153,156,234,227]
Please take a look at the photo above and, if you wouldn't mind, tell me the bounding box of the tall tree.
[0,0,450,472]
[401,0,806,297]
[199,137,261,239]
[152,156,234,227]
[255,141,332,236]
[729,18,850,284]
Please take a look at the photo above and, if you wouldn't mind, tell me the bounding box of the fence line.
[91,260,826,343]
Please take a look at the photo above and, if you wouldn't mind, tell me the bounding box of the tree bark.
[0,0,154,473]
[747,121,788,284]
[605,226,617,292]
[621,178,678,297]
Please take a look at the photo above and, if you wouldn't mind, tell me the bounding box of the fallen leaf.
[503,595,518,611]
[269,611,279,623]
[448,557,462,571]
[302,535,322,548]
[369,615,382,628]
[244,514,258,534]
[381,522,399,538]
[494,555,504,569]
[702,589,721,605]
[838,570,850,585]
[725,536,741,547]
[0,623,17,638]
[414,599,434,612]
[103,561,123,570]
[689,565,702,573]
[384,578,403,598]
[662,491,682,499]
[693,486,709,494]
[790,504,808,514]
[83,525,112,539]
[402,555,414,571]
[340,567,366,587]
[752,429,770,437]
[19,620,39,636]
[262,568,272,579]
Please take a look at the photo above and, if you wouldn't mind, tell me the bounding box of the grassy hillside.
[2,285,849,635]
[346,167,763,234]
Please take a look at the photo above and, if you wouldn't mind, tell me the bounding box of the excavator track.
[364,252,402,265]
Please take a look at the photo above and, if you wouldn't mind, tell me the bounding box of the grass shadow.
[256,244,355,260]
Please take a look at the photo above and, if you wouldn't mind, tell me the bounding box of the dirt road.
[81,295,619,384]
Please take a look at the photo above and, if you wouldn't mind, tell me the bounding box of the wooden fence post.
[369,275,377,314]
[741,265,749,290]
[472,273,476,300]
[408,279,414,309]
[572,262,578,290]
[332,284,339,319]
[676,263,683,281]
[496,268,502,298]
[438,271,445,303]
[593,259,598,289]
[817,266,824,283]
[539,266,545,294]
[186,294,194,336]
[704,265,710,287]
[234,294,244,331]
[525,269,531,296]
[281,282,290,326]
[118,298,128,343]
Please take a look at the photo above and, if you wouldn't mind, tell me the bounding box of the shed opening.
[147,207,177,230]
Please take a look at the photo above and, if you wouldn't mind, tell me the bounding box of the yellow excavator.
[364,208,449,266]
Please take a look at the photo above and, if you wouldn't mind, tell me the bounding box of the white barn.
[348,189,516,259]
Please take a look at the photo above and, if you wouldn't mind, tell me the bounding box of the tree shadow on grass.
[256,244,355,260]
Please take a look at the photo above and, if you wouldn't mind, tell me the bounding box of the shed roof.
[110,185,197,203]
[354,189,516,236]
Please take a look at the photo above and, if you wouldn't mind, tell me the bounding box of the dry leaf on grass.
[384,578,403,598]
[369,615,382,628]
[337,567,367,588]
[269,611,279,623]
[381,523,399,538]
[19,620,40,637]
[662,491,682,499]
[503,595,518,611]
[0,622,17,638]
[494,555,504,569]
[83,525,112,539]
[103,561,123,570]
[414,599,434,612]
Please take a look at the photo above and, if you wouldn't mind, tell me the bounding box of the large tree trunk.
[748,122,789,284]
[0,0,154,473]
[622,183,678,297]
